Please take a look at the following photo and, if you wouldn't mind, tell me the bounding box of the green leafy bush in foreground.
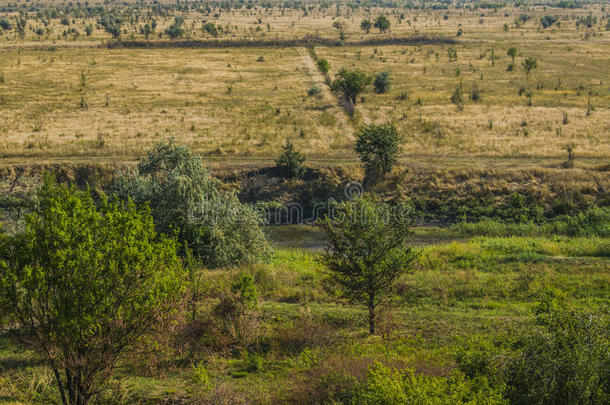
[457,296,610,405]
[354,362,506,405]
[0,176,184,405]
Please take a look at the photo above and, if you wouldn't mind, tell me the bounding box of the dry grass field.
[0,2,608,166]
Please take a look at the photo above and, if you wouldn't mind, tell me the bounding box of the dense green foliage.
[275,140,307,179]
[356,122,404,183]
[330,68,372,106]
[354,362,506,405]
[373,71,392,94]
[458,298,610,405]
[0,176,184,405]
[360,18,372,33]
[374,15,391,33]
[455,206,610,237]
[111,140,270,268]
[316,58,330,75]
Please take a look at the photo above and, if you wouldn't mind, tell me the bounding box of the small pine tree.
[373,71,391,94]
[275,139,306,179]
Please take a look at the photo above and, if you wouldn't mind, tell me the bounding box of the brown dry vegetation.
[0,3,608,167]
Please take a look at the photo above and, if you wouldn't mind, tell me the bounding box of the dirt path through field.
[299,47,354,134]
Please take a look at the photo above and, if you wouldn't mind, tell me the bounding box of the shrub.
[202,22,219,37]
[307,85,321,97]
[541,15,558,28]
[374,15,391,33]
[275,140,306,179]
[354,362,506,405]
[373,71,391,94]
[450,85,464,107]
[316,58,330,75]
[522,57,537,75]
[355,122,404,180]
[505,299,610,404]
[0,18,11,30]
[457,298,610,405]
[0,176,184,405]
[360,19,372,33]
[470,83,481,102]
[110,139,270,268]
[166,16,185,39]
[210,274,262,352]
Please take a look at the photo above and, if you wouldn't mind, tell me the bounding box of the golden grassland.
[0,4,608,165]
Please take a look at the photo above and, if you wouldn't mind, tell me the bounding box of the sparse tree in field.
[140,23,152,39]
[360,18,372,33]
[330,68,372,107]
[202,22,219,37]
[355,122,404,182]
[332,20,346,40]
[450,84,464,109]
[507,46,518,63]
[0,176,184,405]
[110,139,270,268]
[317,58,330,75]
[522,57,538,75]
[0,18,11,31]
[99,14,122,38]
[318,197,414,334]
[373,71,391,94]
[470,83,481,102]
[165,16,185,39]
[374,15,391,33]
[540,15,558,29]
[447,47,458,62]
[275,139,306,179]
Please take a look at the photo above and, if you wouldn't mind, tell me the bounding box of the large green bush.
[457,297,610,405]
[0,176,184,405]
[111,139,270,268]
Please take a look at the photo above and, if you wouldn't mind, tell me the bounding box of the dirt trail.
[299,47,353,134]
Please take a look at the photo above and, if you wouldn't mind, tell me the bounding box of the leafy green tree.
[316,58,331,75]
[275,139,306,179]
[522,57,538,75]
[374,15,391,33]
[111,139,270,268]
[373,71,391,94]
[360,18,372,33]
[355,122,404,183]
[318,198,414,334]
[330,68,372,106]
[0,176,184,405]
[540,15,558,28]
